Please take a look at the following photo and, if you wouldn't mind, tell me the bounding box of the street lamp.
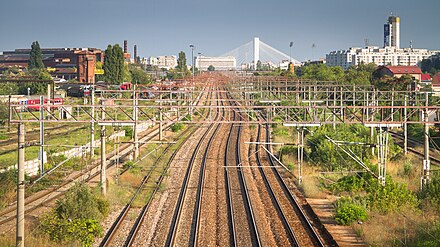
[189,44,195,116]
[189,44,195,80]
[289,41,293,64]
[197,52,202,73]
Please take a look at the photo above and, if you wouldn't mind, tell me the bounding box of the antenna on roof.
[410,40,413,49]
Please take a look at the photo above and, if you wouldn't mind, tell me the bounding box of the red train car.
[23,96,63,110]
[120,82,132,90]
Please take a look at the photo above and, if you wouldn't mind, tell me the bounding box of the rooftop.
[385,66,422,74]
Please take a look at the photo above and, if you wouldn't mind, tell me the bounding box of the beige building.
[147,55,177,70]
[195,56,236,71]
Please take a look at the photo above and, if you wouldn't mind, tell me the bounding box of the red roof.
[421,74,432,81]
[433,74,440,85]
[385,66,422,74]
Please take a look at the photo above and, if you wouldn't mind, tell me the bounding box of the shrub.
[182,114,192,121]
[39,214,102,247]
[38,183,108,246]
[334,198,368,225]
[329,174,418,214]
[171,123,184,132]
[329,173,369,194]
[123,126,133,137]
[306,124,372,171]
[418,178,440,212]
[365,177,418,214]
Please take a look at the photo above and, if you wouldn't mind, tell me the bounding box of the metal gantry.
[8,75,440,246]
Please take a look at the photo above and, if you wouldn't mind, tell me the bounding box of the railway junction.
[3,73,440,246]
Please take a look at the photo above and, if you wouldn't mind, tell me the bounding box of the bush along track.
[38,183,109,246]
[272,122,440,245]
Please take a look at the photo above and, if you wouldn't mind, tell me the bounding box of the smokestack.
[124,40,128,54]
[134,45,137,63]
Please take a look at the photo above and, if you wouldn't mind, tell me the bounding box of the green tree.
[300,64,344,82]
[129,64,151,84]
[122,63,132,82]
[28,41,44,70]
[103,44,124,84]
[176,51,187,71]
[344,63,376,85]
[421,56,440,75]
[372,74,414,91]
[256,60,262,71]
[207,65,215,71]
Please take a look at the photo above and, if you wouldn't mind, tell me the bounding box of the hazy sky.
[1,0,439,62]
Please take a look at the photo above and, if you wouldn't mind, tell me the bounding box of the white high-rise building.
[384,15,400,48]
[326,15,439,69]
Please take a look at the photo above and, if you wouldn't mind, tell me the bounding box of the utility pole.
[8,95,11,132]
[404,95,408,154]
[133,84,139,161]
[190,44,195,117]
[39,96,44,176]
[16,123,25,247]
[100,104,107,196]
[297,128,304,184]
[159,93,163,141]
[422,92,430,189]
[90,85,95,157]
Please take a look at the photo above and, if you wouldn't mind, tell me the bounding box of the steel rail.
[254,124,299,246]
[124,90,212,246]
[192,91,223,245]
[263,123,326,246]
[99,125,195,246]
[231,97,261,247]
[0,118,172,225]
[164,95,218,246]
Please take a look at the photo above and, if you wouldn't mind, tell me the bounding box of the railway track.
[99,87,213,246]
[225,101,261,246]
[0,115,178,227]
[259,123,329,246]
[164,91,221,246]
[99,124,196,246]
[389,130,440,165]
[254,124,299,246]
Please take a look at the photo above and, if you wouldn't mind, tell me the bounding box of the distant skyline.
[1,0,439,62]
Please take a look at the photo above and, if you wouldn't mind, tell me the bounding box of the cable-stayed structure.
[222,37,300,69]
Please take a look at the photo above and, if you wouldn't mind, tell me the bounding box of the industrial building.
[0,47,103,83]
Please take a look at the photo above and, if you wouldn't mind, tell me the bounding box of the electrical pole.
[133,84,139,161]
[90,85,95,157]
[100,104,107,196]
[159,93,163,141]
[404,95,408,155]
[422,92,430,189]
[297,128,304,184]
[16,123,25,247]
[39,96,44,176]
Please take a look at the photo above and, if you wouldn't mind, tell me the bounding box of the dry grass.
[0,227,59,247]
[354,207,438,246]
